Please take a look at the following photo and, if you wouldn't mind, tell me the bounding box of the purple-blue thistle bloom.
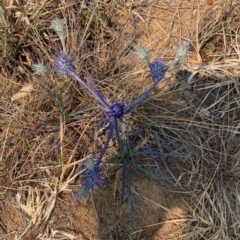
[104,101,125,121]
[53,53,75,75]
[81,161,103,190]
[75,159,104,201]
[148,58,166,85]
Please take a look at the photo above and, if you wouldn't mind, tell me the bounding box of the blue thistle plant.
[31,18,186,204]
[52,48,166,170]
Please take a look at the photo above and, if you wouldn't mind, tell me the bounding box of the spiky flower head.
[75,159,104,201]
[32,61,50,75]
[104,101,125,121]
[81,166,103,190]
[51,17,67,53]
[51,17,66,39]
[53,53,74,75]
[148,58,166,85]
[135,46,149,63]
[176,42,191,62]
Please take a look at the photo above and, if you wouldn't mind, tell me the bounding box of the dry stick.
[195,0,202,64]
[59,113,65,181]
[169,0,184,34]
[21,219,44,240]
[0,123,9,162]
[79,7,94,49]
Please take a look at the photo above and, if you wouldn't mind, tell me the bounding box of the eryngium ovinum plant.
[32,18,190,201]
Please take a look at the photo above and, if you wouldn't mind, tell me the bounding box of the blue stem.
[114,118,124,152]
[96,121,115,165]
[124,84,156,114]
[68,70,109,108]
[86,72,109,108]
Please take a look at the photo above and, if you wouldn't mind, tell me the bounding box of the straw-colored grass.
[0,0,240,239]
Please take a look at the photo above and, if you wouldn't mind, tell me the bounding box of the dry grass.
[0,0,240,239]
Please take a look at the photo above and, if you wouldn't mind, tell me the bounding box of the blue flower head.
[82,159,104,190]
[104,101,125,121]
[53,53,74,75]
[148,58,166,85]
[75,159,104,201]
